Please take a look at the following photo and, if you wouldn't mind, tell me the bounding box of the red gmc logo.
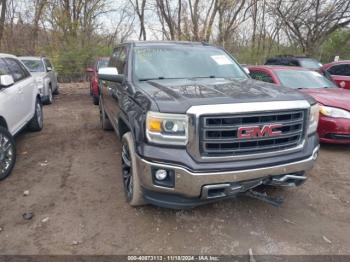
[237,124,283,139]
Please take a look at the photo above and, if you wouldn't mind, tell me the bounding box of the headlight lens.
[320,106,350,119]
[36,77,44,84]
[308,104,320,134]
[146,112,188,145]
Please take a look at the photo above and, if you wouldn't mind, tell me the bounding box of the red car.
[322,60,350,90]
[249,65,350,144]
[86,57,109,105]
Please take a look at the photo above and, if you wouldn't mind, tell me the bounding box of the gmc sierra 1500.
[98,41,320,208]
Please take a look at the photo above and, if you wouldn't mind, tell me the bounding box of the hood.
[137,78,314,113]
[300,88,350,111]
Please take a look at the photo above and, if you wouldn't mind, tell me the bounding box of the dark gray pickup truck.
[98,41,320,208]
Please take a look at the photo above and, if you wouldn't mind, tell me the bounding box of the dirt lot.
[0,83,349,255]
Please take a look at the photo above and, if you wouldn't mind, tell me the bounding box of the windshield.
[276,70,337,89]
[298,58,322,70]
[133,46,247,81]
[21,59,45,72]
[97,59,109,70]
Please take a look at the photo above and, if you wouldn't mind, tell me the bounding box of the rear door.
[5,58,35,125]
[101,46,128,127]
[44,58,58,90]
[327,64,350,89]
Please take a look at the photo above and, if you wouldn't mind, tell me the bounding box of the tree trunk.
[0,0,6,49]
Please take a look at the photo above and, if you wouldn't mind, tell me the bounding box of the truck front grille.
[200,110,306,157]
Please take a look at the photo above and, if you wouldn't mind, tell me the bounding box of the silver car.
[20,56,58,104]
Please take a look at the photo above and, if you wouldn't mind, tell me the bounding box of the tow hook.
[245,189,284,207]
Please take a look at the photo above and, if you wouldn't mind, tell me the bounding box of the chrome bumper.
[136,146,320,198]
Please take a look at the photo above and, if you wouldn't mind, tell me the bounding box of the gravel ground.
[0,83,349,255]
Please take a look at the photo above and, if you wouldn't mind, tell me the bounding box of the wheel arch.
[0,116,8,129]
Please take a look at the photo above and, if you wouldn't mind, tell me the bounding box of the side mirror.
[47,67,52,72]
[98,67,124,83]
[86,67,94,73]
[0,75,15,88]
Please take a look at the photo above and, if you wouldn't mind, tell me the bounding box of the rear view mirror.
[243,67,250,74]
[47,67,52,72]
[98,67,124,83]
[0,75,15,88]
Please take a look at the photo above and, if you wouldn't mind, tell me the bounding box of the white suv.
[0,53,43,180]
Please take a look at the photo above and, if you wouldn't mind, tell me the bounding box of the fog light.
[155,169,168,180]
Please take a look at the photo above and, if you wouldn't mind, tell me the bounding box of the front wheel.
[121,132,146,207]
[46,86,53,104]
[27,98,43,132]
[0,127,16,180]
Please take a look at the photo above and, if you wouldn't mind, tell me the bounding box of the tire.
[99,99,112,130]
[93,95,99,105]
[53,85,59,95]
[0,127,16,180]
[46,86,53,105]
[27,98,43,132]
[121,132,146,206]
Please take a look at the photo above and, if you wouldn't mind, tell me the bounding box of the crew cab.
[98,41,320,208]
[0,54,43,180]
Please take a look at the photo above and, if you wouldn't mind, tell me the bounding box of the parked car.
[20,56,58,104]
[322,60,350,89]
[0,54,43,180]
[265,55,323,71]
[97,41,319,208]
[86,57,109,105]
[249,65,350,144]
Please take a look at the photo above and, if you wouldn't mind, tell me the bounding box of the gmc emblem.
[237,124,282,139]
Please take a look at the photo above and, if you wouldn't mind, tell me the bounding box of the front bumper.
[136,134,319,208]
[318,116,350,144]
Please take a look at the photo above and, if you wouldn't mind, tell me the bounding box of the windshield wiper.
[192,75,216,79]
[139,77,166,81]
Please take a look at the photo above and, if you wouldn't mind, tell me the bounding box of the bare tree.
[129,0,147,40]
[270,0,350,55]
[217,0,252,47]
[0,0,6,48]
[31,0,48,53]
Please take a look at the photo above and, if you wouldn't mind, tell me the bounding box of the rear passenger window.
[250,71,274,83]
[328,64,350,76]
[5,58,29,82]
[0,59,11,76]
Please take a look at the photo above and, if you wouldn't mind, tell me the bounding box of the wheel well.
[37,94,42,103]
[118,118,130,139]
[0,117,8,129]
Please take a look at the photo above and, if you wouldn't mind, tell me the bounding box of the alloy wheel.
[48,88,53,103]
[0,133,14,177]
[36,102,43,129]
[121,143,133,199]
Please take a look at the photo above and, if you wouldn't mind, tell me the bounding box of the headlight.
[308,104,320,135]
[320,106,350,119]
[146,112,188,145]
[36,77,44,84]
